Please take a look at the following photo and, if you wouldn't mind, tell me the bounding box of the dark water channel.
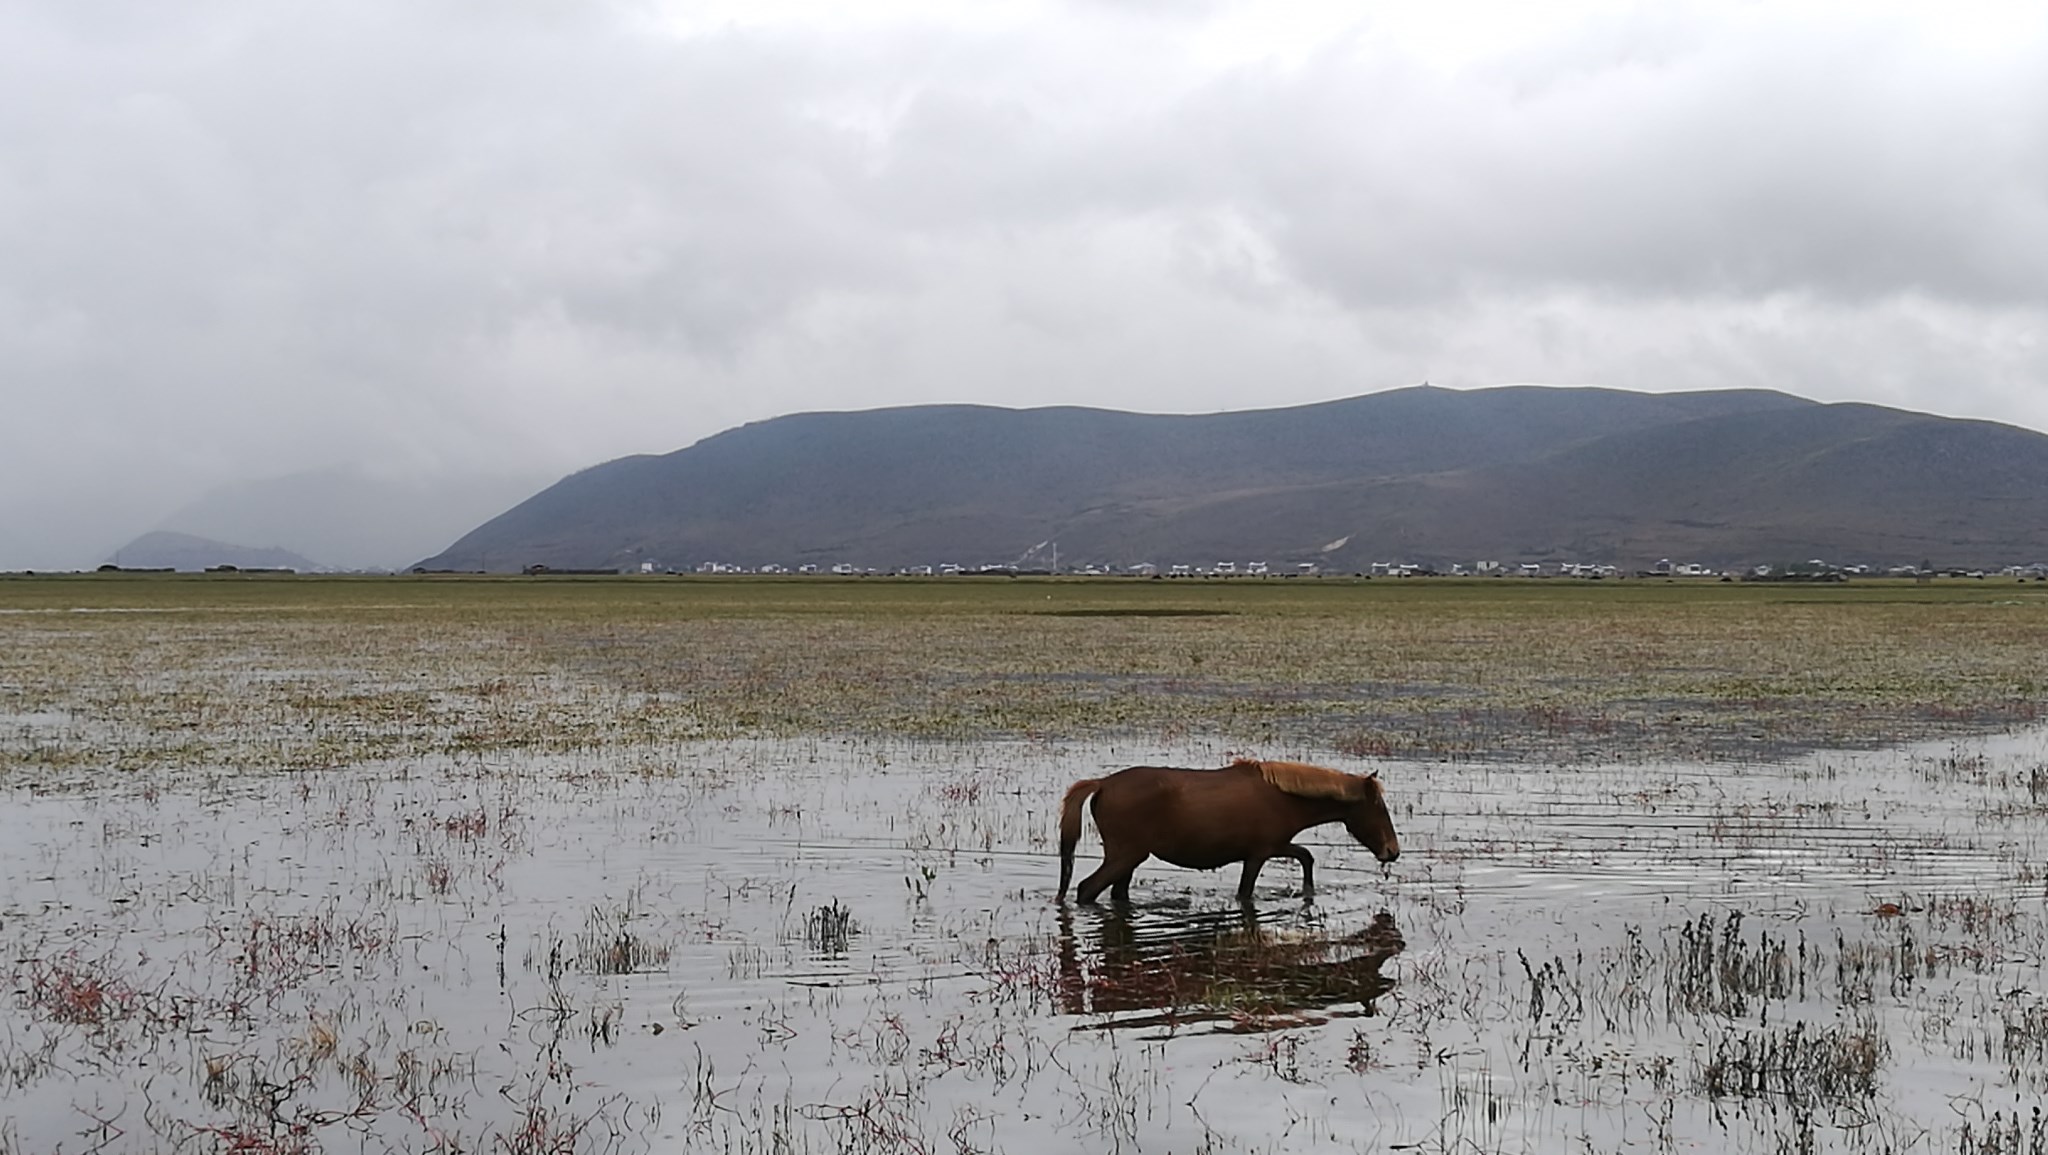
[4,731,2048,1152]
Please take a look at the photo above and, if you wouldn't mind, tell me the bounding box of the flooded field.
[7,731,2048,1154]
[8,575,2048,1152]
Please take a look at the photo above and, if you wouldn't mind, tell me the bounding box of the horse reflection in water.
[1054,905,1404,1033]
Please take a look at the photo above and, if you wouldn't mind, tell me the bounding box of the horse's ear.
[1367,771,1379,781]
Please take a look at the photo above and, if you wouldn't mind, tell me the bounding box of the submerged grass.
[6,573,2048,778]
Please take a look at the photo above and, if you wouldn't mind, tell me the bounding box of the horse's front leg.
[1280,844,1317,899]
[1236,856,1269,902]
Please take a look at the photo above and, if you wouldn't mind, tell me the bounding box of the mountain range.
[413,385,2048,573]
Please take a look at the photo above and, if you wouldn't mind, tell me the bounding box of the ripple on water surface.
[4,731,2048,1152]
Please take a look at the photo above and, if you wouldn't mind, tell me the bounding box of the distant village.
[83,553,2048,580]
[570,556,2048,581]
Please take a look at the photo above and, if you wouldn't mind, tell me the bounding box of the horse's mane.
[1238,759,1374,802]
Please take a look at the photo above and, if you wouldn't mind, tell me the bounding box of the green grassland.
[5,572,2048,776]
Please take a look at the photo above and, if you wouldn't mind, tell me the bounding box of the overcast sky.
[4,0,2046,568]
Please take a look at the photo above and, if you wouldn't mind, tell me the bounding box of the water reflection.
[1055,905,1404,1033]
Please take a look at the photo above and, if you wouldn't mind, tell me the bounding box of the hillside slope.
[415,386,2048,572]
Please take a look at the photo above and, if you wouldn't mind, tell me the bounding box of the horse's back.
[1094,762,1258,810]
[1090,763,1288,869]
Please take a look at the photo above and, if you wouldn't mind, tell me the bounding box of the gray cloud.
[1171,10,2048,306]
[3,1,2045,568]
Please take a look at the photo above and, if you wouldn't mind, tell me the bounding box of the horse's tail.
[1057,779,1105,900]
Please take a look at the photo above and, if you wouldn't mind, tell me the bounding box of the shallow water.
[4,732,2048,1153]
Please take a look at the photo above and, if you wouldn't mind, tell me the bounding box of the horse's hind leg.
[1076,851,1148,905]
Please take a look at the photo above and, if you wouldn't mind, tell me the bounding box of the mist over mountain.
[415,386,2048,574]
[156,467,556,572]
[106,531,324,573]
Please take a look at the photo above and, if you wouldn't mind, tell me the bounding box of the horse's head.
[1342,773,1400,864]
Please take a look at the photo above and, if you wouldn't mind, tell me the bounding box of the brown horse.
[1058,759,1400,903]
